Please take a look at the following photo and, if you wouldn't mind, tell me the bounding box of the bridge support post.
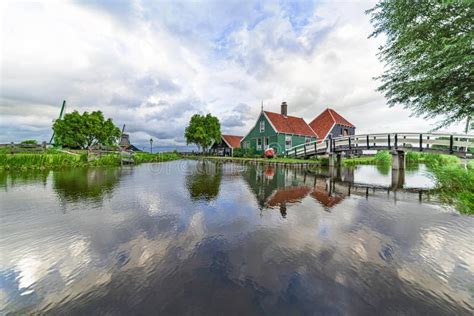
[391,150,405,170]
[328,153,342,168]
[328,154,335,167]
[391,168,405,190]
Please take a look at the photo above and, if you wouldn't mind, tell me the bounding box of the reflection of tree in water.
[53,168,121,202]
[376,163,390,175]
[186,161,223,201]
[0,170,50,190]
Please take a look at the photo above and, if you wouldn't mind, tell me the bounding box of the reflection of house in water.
[241,165,349,217]
[242,165,310,210]
[266,186,312,218]
[310,180,345,210]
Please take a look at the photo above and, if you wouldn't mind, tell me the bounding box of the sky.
[0,0,466,150]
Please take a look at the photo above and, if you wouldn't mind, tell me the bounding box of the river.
[0,160,473,315]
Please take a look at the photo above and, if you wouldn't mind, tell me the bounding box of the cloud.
[0,0,466,147]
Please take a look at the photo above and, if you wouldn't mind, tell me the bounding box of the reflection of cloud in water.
[0,161,473,314]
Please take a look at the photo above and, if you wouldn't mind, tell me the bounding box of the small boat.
[264,148,275,158]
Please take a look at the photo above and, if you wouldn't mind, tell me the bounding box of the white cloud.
[0,0,466,148]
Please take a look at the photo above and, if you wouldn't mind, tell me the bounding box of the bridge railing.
[286,133,474,158]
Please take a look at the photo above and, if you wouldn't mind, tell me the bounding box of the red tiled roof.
[222,135,243,148]
[309,108,354,141]
[264,111,317,137]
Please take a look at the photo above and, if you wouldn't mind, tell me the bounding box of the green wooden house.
[240,102,318,155]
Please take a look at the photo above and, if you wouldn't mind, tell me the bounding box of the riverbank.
[186,155,329,166]
[0,151,181,170]
[191,153,473,214]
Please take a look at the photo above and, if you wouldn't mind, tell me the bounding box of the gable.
[241,112,278,142]
[309,108,354,141]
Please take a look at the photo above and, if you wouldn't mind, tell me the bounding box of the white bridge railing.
[286,133,474,158]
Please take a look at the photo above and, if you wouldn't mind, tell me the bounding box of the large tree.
[53,110,121,148]
[184,113,221,152]
[367,0,473,131]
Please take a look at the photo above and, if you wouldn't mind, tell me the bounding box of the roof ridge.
[327,108,336,123]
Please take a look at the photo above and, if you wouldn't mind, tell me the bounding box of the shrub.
[373,150,391,164]
[232,148,244,157]
[20,140,37,145]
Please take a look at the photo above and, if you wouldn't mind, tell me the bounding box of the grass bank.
[428,159,473,215]
[0,151,181,171]
[343,150,392,166]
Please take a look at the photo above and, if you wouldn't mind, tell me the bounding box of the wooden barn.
[211,134,243,156]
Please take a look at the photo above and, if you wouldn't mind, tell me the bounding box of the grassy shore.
[343,151,392,166]
[0,151,181,171]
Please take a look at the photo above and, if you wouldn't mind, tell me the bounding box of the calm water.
[1,160,473,315]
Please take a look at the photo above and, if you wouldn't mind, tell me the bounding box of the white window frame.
[256,138,262,150]
[305,137,312,144]
[264,137,269,148]
[260,121,265,133]
[285,136,292,149]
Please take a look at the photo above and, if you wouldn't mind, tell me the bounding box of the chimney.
[281,101,288,117]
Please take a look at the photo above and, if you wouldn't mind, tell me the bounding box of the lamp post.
[150,138,153,154]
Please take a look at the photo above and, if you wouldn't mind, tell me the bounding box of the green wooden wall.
[241,112,317,156]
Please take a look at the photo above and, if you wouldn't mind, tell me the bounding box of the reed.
[343,150,391,166]
[0,151,181,170]
[431,163,474,214]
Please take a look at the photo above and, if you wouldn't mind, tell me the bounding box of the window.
[343,129,349,136]
[243,141,249,149]
[285,136,292,149]
[257,138,262,150]
[305,137,311,144]
[260,121,265,133]
[264,137,269,148]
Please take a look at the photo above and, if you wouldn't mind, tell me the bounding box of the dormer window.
[260,121,265,133]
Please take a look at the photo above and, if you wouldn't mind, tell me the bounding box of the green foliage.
[184,114,221,153]
[20,140,37,145]
[406,151,460,166]
[373,150,391,164]
[406,151,423,163]
[241,146,257,158]
[344,150,392,166]
[133,152,181,163]
[53,110,121,149]
[0,151,181,170]
[367,1,473,128]
[232,148,244,157]
[431,164,474,214]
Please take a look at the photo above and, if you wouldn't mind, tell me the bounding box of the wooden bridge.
[286,132,474,163]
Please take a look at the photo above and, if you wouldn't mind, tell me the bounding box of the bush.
[232,148,244,157]
[373,150,391,164]
[20,140,37,145]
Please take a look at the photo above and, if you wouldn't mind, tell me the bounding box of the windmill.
[49,100,66,145]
